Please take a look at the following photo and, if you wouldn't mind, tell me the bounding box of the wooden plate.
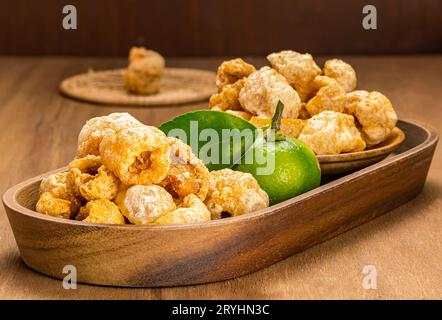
[2,120,438,287]
[59,68,217,106]
[318,127,406,175]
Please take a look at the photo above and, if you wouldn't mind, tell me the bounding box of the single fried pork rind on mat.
[36,171,81,219]
[67,155,119,201]
[205,169,269,220]
[36,192,80,219]
[100,125,171,185]
[159,138,210,201]
[151,194,211,225]
[124,47,165,95]
[305,76,346,117]
[249,116,306,139]
[323,59,357,93]
[118,185,176,225]
[239,67,302,119]
[298,111,366,155]
[77,113,142,157]
[77,199,125,225]
[353,91,398,146]
[267,50,321,102]
[216,58,256,89]
[209,78,246,111]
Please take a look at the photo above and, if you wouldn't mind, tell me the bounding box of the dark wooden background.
[1,0,442,56]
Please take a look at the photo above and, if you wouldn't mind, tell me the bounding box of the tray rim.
[3,118,439,231]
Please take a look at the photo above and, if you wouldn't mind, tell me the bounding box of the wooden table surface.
[0,55,441,299]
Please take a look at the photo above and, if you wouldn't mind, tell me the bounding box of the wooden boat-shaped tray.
[2,120,438,287]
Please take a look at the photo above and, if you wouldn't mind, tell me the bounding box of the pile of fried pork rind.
[209,51,398,155]
[36,113,269,225]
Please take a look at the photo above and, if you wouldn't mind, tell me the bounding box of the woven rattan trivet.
[59,68,217,106]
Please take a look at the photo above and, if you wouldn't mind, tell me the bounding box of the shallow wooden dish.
[317,127,406,175]
[2,120,438,287]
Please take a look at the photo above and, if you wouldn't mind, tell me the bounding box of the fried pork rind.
[305,76,346,116]
[118,185,176,225]
[100,125,171,185]
[323,59,357,93]
[209,78,245,111]
[151,194,211,225]
[78,199,125,225]
[205,169,269,219]
[249,116,306,139]
[66,155,118,201]
[124,48,165,95]
[216,58,256,89]
[39,171,70,199]
[298,111,366,155]
[345,90,369,115]
[267,50,321,101]
[353,91,398,146]
[77,113,142,157]
[239,67,302,119]
[298,103,311,120]
[225,110,253,120]
[159,138,210,201]
[36,192,80,219]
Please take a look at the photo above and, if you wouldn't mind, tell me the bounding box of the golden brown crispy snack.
[345,90,369,115]
[216,58,256,89]
[159,138,210,201]
[151,194,211,225]
[249,116,306,139]
[78,199,125,225]
[298,111,366,155]
[77,113,142,157]
[100,125,171,185]
[118,185,176,225]
[224,110,253,120]
[323,59,357,93]
[239,67,301,119]
[205,169,269,220]
[305,76,346,116]
[39,171,70,199]
[36,192,80,219]
[353,91,398,146]
[209,78,245,111]
[267,50,321,101]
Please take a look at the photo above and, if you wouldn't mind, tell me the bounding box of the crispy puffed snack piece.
[216,58,256,89]
[205,169,269,220]
[224,110,253,120]
[345,90,369,115]
[267,50,321,101]
[77,112,142,157]
[298,111,366,155]
[36,192,80,219]
[249,116,306,139]
[67,155,118,201]
[100,125,171,185]
[151,194,211,225]
[239,67,302,119]
[159,138,210,201]
[78,199,125,225]
[305,76,346,116]
[39,171,70,199]
[353,91,398,146]
[298,103,311,120]
[209,78,245,111]
[323,59,357,93]
[128,47,159,63]
[118,185,176,225]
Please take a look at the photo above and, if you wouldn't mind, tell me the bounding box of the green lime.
[234,137,321,205]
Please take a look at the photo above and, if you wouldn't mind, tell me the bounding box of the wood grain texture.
[0,56,441,298]
[1,0,442,56]
[2,120,436,287]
